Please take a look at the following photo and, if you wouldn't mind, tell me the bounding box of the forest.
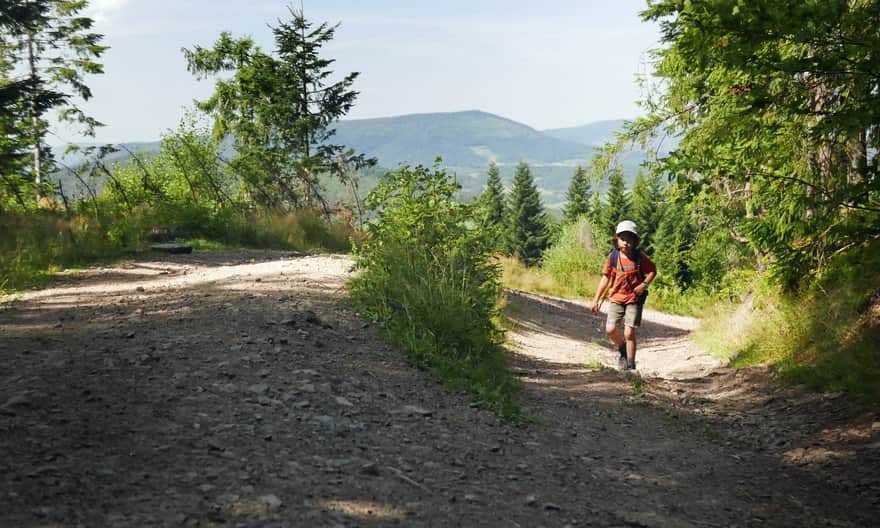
[2,0,879,413]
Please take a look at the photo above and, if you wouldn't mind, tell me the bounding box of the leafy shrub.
[349,163,521,419]
[540,217,606,297]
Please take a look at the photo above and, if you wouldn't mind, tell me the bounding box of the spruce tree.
[652,195,696,288]
[184,7,372,211]
[477,162,506,245]
[562,165,591,224]
[629,170,666,253]
[600,167,630,238]
[507,161,549,266]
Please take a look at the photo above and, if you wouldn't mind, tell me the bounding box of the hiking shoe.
[625,359,637,370]
[617,355,627,370]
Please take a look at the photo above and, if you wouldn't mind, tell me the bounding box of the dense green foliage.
[531,0,880,400]
[636,0,880,287]
[349,163,520,419]
[0,0,107,205]
[182,7,372,212]
[629,171,665,254]
[507,161,550,266]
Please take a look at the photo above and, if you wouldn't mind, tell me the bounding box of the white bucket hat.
[615,220,638,236]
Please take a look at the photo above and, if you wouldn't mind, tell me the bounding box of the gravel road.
[1,250,876,527]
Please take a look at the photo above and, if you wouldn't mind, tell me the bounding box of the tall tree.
[562,165,591,224]
[599,167,630,238]
[183,6,373,211]
[633,0,880,285]
[1,0,107,196]
[507,161,549,266]
[477,162,505,234]
[629,170,666,254]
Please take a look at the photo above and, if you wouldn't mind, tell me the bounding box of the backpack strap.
[610,249,642,275]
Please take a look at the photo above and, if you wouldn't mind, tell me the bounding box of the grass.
[629,372,645,396]
[499,256,601,300]
[692,243,880,404]
[0,206,356,295]
[583,355,606,370]
[349,248,523,422]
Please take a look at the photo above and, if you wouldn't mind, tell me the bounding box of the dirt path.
[504,289,720,379]
[1,251,878,527]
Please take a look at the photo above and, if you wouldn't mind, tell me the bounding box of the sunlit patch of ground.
[306,499,408,520]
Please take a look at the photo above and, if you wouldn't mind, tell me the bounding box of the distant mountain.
[333,110,592,168]
[52,111,644,210]
[542,119,626,147]
[56,141,162,168]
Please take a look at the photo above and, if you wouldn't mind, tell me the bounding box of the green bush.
[540,217,606,298]
[349,163,521,420]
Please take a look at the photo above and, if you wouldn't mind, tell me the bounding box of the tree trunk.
[27,31,42,196]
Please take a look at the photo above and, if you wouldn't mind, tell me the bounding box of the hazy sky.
[57,0,662,144]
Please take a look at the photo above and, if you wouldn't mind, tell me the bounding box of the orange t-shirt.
[602,250,656,305]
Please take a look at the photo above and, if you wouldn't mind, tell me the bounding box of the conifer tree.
[562,165,591,224]
[629,170,666,254]
[599,167,630,238]
[184,7,372,211]
[652,195,696,288]
[1,0,107,198]
[477,162,506,243]
[507,161,549,266]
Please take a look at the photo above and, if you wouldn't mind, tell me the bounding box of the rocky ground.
[1,250,877,527]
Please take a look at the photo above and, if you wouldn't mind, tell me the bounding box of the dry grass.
[498,256,600,300]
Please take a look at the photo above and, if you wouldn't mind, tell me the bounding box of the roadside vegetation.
[1,6,366,294]
[349,163,521,420]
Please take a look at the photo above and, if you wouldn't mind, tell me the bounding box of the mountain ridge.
[332,110,596,168]
[55,110,632,208]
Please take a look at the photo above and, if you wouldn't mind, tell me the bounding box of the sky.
[55,0,663,144]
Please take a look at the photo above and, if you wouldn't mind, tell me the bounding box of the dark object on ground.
[150,243,192,254]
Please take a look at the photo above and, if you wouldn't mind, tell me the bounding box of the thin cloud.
[84,0,129,23]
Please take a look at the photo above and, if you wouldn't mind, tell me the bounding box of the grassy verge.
[0,207,355,295]
[349,250,522,422]
[499,255,600,300]
[693,242,880,403]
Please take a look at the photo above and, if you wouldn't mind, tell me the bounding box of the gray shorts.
[606,302,643,328]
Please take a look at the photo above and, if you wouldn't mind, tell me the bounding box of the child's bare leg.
[623,326,637,360]
[605,323,623,348]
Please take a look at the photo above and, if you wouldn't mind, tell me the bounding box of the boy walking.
[589,220,657,370]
